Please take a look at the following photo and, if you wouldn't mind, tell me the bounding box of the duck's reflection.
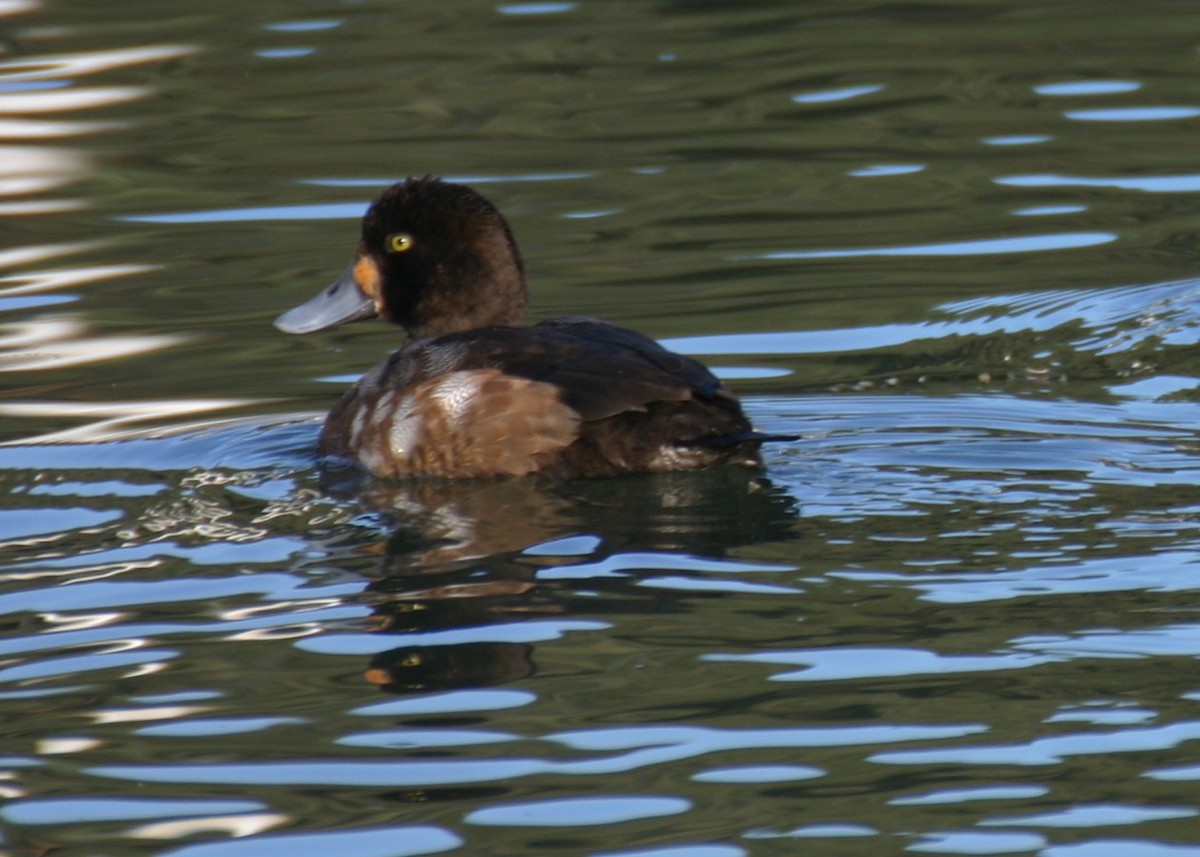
[365,642,536,695]
[323,467,798,696]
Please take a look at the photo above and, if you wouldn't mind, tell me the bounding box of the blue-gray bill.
[274,262,376,334]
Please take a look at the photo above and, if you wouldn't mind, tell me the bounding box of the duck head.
[275,177,528,339]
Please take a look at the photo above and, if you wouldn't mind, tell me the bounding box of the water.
[3,0,1200,854]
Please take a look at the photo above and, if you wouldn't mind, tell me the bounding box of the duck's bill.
[274,262,377,334]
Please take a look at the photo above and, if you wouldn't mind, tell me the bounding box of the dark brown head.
[275,178,528,339]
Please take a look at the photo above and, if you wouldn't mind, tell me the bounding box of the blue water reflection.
[158,825,463,857]
[5,0,1200,854]
[759,232,1116,260]
[998,173,1200,193]
[1,797,266,825]
[1035,81,1142,96]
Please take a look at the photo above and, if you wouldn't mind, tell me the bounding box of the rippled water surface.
[4,1,1200,855]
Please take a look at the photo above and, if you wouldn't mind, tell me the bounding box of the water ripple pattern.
[3,0,1200,855]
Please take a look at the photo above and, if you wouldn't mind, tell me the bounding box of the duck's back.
[319,317,761,478]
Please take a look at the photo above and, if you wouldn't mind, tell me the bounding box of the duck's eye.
[387,232,415,253]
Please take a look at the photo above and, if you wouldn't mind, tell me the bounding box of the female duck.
[276,177,771,479]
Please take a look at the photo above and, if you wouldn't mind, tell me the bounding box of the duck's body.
[319,318,758,478]
[276,178,768,479]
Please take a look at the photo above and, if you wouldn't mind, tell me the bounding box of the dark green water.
[4,1,1200,855]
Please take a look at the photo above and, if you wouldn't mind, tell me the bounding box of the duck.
[275,177,778,479]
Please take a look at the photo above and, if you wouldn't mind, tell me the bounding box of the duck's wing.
[361,321,723,423]
[474,317,733,422]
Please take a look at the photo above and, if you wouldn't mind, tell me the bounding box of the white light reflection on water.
[0,116,123,138]
[92,704,215,725]
[0,0,37,16]
[0,86,148,113]
[0,290,150,341]
[0,242,102,269]
[0,397,253,442]
[0,145,88,202]
[0,37,194,216]
[128,812,287,843]
[0,44,197,82]
[0,264,158,296]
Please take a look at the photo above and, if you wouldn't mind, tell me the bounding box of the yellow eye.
[387,232,415,253]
